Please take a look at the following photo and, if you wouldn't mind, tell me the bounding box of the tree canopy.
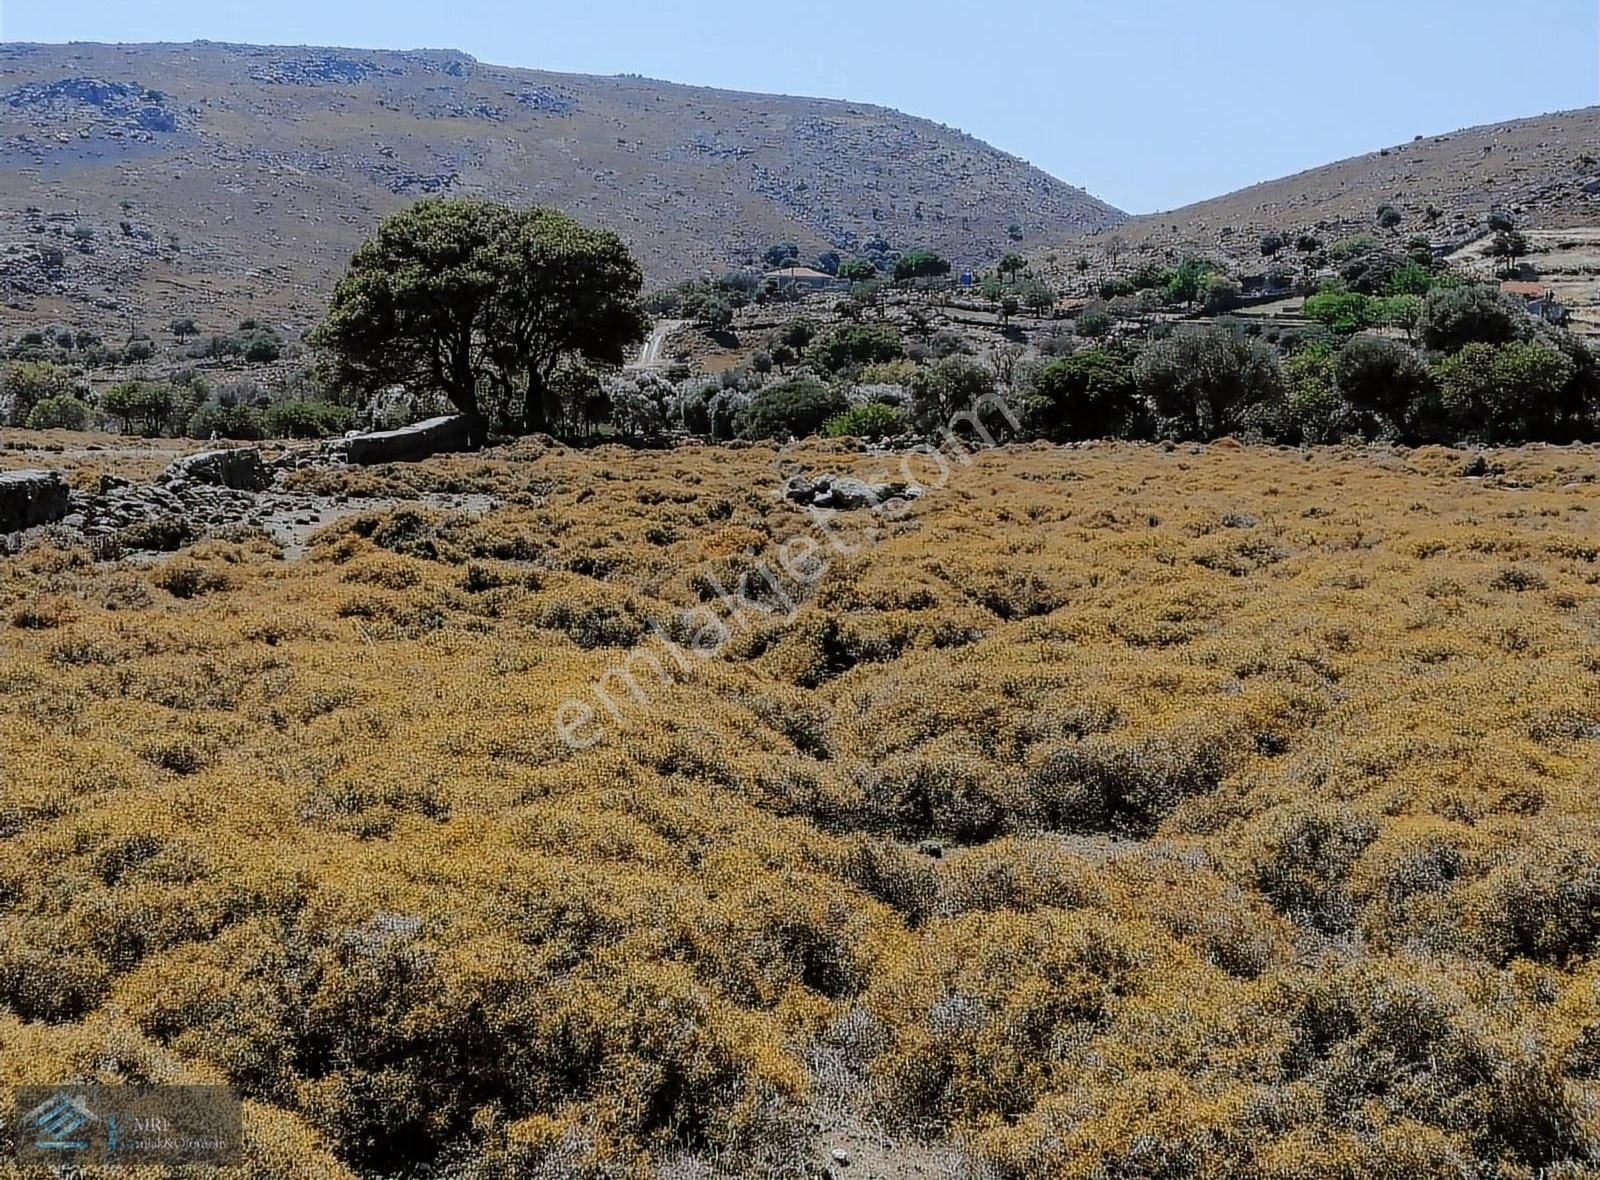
[1025,348,1141,442]
[1134,326,1284,439]
[311,199,647,439]
[893,250,951,283]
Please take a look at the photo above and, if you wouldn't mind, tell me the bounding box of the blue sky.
[2,0,1597,213]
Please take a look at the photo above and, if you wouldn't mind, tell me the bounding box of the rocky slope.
[0,40,1124,336]
[1063,106,1600,273]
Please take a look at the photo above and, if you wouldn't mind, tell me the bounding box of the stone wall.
[347,416,473,465]
[0,470,70,533]
[160,448,272,491]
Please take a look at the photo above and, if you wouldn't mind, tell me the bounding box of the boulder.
[0,469,70,533]
[160,448,271,491]
[347,415,474,465]
[784,473,920,511]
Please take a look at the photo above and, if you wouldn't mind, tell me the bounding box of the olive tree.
[1416,284,1529,353]
[312,199,647,439]
[1133,325,1284,439]
[1333,334,1435,441]
[1024,348,1141,442]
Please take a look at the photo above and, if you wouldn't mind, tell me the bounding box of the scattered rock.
[783,474,920,512]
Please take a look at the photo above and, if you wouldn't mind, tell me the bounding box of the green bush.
[24,395,92,431]
[1328,235,1378,262]
[779,320,817,350]
[102,379,178,436]
[1163,257,1221,307]
[682,290,734,331]
[1437,341,1578,443]
[893,250,950,283]
[1385,262,1438,297]
[1417,284,1529,353]
[264,400,356,440]
[735,378,847,440]
[189,326,284,364]
[1075,304,1114,339]
[1371,294,1423,332]
[1134,326,1284,439]
[1304,290,1372,334]
[907,357,998,432]
[1202,274,1243,314]
[1271,345,1350,445]
[2,360,76,425]
[824,402,907,441]
[1024,348,1141,442]
[643,288,682,316]
[808,326,905,374]
[187,403,266,440]
[1340,249,1405,296]
[1130,262,1174,291]
[1333,335,1435,440]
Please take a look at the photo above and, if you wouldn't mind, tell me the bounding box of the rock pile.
[4,435,498,557]
[783,474,920,512]
[69,472,268,545]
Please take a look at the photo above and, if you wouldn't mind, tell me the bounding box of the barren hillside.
[1066,106,1600,272]
[0,41,1124,336]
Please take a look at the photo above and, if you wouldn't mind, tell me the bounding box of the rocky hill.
[1064,106,1600,273]
[0,41,1124,336]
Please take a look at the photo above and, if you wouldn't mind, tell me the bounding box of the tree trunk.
[522,369,549,436]
[460,410,488,449]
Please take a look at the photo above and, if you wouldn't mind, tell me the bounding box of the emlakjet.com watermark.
[552,391,1020,749]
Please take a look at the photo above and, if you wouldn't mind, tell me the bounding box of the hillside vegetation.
[0,40,1122,333]
[4,438,1600,1176]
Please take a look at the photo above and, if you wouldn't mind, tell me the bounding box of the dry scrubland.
[1,429,198,486]
[4,439,1600,1177]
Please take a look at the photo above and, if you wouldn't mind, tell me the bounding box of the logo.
[23,1092,96,1151]
[11,1085,242,1167]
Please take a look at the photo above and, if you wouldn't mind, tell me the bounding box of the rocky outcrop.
[347,416,474,465]
[160,448,272,491]
[783,474,920,512]
[0,469,69,533]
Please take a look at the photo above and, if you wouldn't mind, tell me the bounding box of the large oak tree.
[312,199,647,439]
